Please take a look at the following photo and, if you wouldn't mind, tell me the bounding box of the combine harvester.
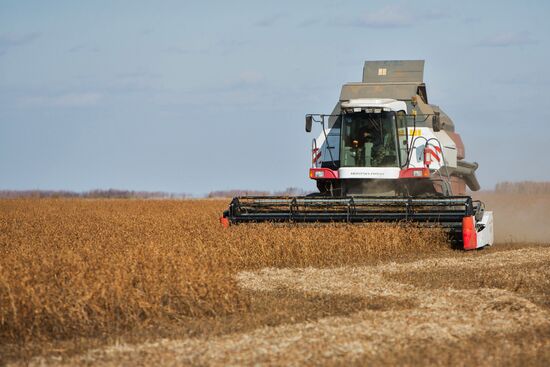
[221,60,493,250]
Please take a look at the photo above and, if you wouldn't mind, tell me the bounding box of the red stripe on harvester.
[312,148,322,163]
[312,152,321,163]
[425,148,441,162]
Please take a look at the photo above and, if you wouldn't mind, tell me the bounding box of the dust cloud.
[474,192,550,243]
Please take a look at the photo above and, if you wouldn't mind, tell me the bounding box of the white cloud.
[255,13,286,27]
[331,4,449,29]
[237,71,265,86]
[298,18,320,28]
[21,92,103,108]
[0,32,40,56]
[53,92,103,107]
[475,31,537,47]
[68,43,100,53]
[353,5,414,28]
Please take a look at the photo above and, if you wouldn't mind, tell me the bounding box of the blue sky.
[1,0,549,195]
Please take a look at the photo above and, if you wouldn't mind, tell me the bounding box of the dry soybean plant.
[0,199,449,343]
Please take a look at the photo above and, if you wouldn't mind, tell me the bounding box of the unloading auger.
[221,60,494,250]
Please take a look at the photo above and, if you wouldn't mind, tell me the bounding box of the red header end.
[220,216,230,228]
[462,216,477,250]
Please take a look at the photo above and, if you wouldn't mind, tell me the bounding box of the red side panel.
[462,216,477,250]
[309,168,339,180]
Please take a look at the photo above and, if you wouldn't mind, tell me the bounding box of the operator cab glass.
[340,111,400,168]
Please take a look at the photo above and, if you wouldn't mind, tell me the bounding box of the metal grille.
[223,196,478,229]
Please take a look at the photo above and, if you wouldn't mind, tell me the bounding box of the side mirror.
[305,115,313,132]
[432,112,441,132]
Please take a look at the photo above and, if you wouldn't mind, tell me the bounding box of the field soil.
[1,198,549,366]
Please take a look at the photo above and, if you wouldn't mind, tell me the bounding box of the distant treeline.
[3,182,549,198]
[494,181,550,195]
[206,187,310,198]
[0,189,187,199]
[0,187,310,199]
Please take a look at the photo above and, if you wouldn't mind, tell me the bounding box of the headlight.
[314,171,325,178]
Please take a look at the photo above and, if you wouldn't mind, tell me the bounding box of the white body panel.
[476,211,494,248]
[406,128,457,170]
[341,98,407,112]
[434,131,458,168]
[338,167,401,179]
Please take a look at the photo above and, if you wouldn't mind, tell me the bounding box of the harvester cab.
[222,60,494,250]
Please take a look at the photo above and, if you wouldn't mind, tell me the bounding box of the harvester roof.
[362,60,424,84]
[340,60,428,103]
